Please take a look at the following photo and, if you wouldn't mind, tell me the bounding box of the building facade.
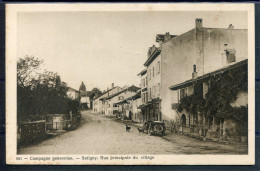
[104,85,139,116]
[140,18,248,125]
[170,59,248,142]
[92,85,123,114]
[115,90,142,121]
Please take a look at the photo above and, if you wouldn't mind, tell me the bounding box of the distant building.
[79,82,90,110]
[66,87,80,100]
[104,85,140,116]
[93,84,123,114]
[116,90,142,121]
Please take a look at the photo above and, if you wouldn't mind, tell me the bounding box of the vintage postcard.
[6,3,255,165]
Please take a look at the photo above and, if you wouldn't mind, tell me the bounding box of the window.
[187,85,194,96]
[153,86,156,97]
[180,88,187,100]
[149,69,151,80]
[203,81,209,99]
[149,88,151,99]
[153,67,154,77]
[145,77,147,86]
[158,83,160,96]
[194,83,203,98]
[225,49,236,64]
[158,61,160,74]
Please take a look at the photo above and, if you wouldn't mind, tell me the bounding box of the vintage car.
[140,121,166,136]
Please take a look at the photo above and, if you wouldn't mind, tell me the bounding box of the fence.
[18,113,81,146]
[45,120,72,130]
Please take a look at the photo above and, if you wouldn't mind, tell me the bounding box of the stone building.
[170,59,248,142]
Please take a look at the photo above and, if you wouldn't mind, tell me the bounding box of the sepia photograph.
[6,3,255,165]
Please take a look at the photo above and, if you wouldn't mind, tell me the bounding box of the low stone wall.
[19,120,46,145]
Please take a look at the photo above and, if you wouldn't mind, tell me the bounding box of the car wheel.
[154,125,163,133]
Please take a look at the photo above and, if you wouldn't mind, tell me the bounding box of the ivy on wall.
[176,64,248,123]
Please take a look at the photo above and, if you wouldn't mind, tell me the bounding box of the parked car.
[140,121,166,136]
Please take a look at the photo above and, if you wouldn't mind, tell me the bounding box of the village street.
[18,110,248,155]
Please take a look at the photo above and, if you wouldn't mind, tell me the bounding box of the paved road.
[18,110,247,155]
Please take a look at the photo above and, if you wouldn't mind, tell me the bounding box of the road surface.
[18,110,247,154]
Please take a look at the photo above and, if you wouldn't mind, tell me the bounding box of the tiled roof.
[169,59,248,91]
[137,68,147,76]
[105,85,140,100]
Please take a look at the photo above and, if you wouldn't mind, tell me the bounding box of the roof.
[104,90,125,100]
[137,68,147,76]
[98,86,121,100]
[156,34,176,43]
[128,91,141,101]
[105,85,140,100]
[67,87,79,93]
[169,59,248,91]
[144,47,161,67]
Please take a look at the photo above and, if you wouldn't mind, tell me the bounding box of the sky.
[17,11,247,91]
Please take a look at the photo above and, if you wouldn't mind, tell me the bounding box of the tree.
[17,55,43,88]
[17,56,79,121]
[88,88,102,109]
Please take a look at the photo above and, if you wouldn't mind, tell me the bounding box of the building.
[104,85,140,116]
[140,18,247,125]
[93,84,123,114]
[170,59,248,142]
[137,69,149,122]
[79,82,90,110]
[66,87,80,100]
[115,90,142,121]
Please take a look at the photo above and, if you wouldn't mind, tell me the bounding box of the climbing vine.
[176,64,248,123]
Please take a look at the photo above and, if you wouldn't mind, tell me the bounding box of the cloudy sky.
[17,11,247,91]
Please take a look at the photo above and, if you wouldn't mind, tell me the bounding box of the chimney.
[112,83,114,88]
[192,64,198,79]
[228,24,234,29]
[164,32,171,41]
[195,18,203,29]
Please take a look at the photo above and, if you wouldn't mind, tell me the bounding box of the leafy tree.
[89,87,102,99]
[17,56,79,121]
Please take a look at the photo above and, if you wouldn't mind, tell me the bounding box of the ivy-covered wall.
[175,64,248,141]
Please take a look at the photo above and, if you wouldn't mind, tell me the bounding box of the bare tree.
[17,55,43,88]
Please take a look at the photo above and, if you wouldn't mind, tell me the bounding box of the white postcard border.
[6,3,255,165]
